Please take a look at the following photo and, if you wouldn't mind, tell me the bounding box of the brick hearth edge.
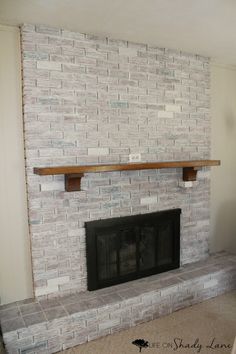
[1,252,235,353]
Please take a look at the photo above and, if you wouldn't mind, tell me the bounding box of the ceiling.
[1,0,236,66]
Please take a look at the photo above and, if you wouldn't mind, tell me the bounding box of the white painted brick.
[165,105,181,112]
[35,285,59,297]
[98,318,120,331]
[179,181,194,188]
[119,47,137,57]
[37,61,61,71]
[203,279,218,289]
[140,196,158,205]
[88,148,109,156]
[36,24,61,35]
[40,181,64,191]
[158,111,174,118]
[48,276,70,286]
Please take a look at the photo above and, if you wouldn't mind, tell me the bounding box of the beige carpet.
[62,291,236,354]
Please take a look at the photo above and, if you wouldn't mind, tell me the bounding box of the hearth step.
[0,252,235,354]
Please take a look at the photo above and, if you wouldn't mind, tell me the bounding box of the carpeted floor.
[61,291,236,354]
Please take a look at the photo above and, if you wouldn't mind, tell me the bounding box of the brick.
[88,148,109,156]
[37,78,61,88]
[36,25,61,35]
[35,285,59,296]
[48,276,70,286]
[37,61,61,71]
[140,196,158,205]
[165,104,181,112]
[40,181,64,191]
[203,279,218,289]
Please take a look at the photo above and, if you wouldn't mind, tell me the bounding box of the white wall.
[210,64,236,253]
[0,25,33,304]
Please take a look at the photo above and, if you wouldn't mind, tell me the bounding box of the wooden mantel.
[34,160,220,192]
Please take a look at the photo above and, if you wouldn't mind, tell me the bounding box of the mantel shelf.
[34,160,220,192]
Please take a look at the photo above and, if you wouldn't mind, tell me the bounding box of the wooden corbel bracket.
[65,174,84,192]
[183,167,199,181]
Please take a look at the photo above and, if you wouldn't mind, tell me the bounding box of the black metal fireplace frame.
[86,208,181,291]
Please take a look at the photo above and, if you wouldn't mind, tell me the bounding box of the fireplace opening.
[85,208,181,291]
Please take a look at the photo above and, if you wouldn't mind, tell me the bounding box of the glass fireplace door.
[86,208,180,290]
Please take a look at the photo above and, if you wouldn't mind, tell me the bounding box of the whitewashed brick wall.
[21,24,211,297]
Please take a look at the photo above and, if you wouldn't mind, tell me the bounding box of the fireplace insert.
[85,208,181,290]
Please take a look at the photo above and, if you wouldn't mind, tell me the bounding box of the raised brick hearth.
[1,252,236,353]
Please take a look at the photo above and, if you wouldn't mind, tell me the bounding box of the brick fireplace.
[22,23,211,298]
[0,25,236,354]
[0,23,235,354]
